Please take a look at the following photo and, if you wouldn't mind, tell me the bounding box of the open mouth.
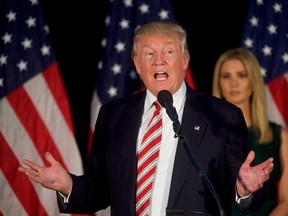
[154,71,169,81]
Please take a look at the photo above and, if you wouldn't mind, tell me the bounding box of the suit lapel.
[114,92,146,211]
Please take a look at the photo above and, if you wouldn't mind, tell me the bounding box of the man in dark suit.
[19,21,273,216]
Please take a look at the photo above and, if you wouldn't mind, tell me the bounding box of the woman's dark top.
[232,122,281,216]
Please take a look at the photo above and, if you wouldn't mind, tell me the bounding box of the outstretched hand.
[236,151,274,197]
[18,152,72,196]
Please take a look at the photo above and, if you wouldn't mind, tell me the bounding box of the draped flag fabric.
[0,1,86,216]
[89,0,196,149]
[241,0,288,128]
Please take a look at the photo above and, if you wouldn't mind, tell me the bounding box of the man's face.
[133,33,189,96]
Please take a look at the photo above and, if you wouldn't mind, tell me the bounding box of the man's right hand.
[18,152,72,196]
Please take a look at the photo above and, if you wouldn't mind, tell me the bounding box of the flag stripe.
[24,69,83,174]
[7,80,69,170]
[241,0,288,128]
[0,97,59,216]
[0,98,44,166]
[88,90,102,154]
[185,66,196,89]
[267,73,288,126]
[265,86,286,128]
[0,1,86,215]
[0,132,47,216]
[0,170,28,216]
[2,72,87,216]
[42,63,75,134]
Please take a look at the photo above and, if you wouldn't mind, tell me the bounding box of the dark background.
[41,0,250,160]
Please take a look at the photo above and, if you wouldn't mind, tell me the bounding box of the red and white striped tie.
[136,101,162,216]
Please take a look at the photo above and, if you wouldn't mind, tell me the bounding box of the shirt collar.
[145,82,186,112]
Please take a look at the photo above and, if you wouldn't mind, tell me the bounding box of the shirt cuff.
[58,189,71,203]
[235,187,253,208]
[235,191,252,204]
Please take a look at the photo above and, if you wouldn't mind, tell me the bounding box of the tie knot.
[153,101,161,111]
[147,101,161,126]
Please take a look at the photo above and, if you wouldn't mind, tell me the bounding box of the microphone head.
[157,90,173,107]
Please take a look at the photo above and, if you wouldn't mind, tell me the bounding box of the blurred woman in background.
[212,48,288,216]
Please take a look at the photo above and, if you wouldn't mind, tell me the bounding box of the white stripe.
[90,90,102,131]
[0,171,28,216]
[265,85,287,127]
[140,208,149,216]
[138,144,160,168]
[140,130,162,149]
[137,160,158,181]
[24,74,84,174]
[136,193,150,209]
[0,98,42,165]
[147,114,162,130]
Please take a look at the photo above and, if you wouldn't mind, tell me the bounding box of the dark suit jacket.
[58,85,265,216]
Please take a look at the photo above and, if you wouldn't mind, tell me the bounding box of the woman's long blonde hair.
[212,48,273,144]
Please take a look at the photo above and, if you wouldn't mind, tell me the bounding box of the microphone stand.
[172,120,226,216]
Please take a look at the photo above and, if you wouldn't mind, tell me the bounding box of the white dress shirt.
[137,82,186,216]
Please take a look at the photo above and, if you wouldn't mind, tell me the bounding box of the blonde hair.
[212,48,273,143]
[131,21,190,58]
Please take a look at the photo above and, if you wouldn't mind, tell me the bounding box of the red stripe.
[138,151,159,173]
[6,86,69,171]
[88,128,94,155]
[42,63,75,135]
[0,132,48,216]
[136,198,150,216]
[142,122,162,142]
[137,166,157,186]
[136,181,153,203]
[185,66,196,89]
[268,74,288,125]
[138,135,161,160]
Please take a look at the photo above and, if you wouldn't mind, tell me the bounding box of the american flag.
[89,0,196,150]
[241,0,288,128]
[0,0,87,216]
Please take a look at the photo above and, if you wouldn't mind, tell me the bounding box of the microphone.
[157,90,182,135]
[157,89,226,216]
[157,90,178,123]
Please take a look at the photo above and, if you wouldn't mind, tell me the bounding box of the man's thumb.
[44,152,56,165]
[243,150,255,166]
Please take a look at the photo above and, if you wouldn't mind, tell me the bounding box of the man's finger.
[44,152,59,166]
[22,159,41,171]
[256,157,274,172]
